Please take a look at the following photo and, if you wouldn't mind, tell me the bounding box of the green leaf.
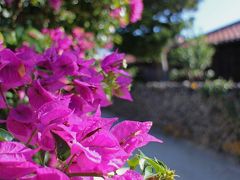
[144,165,154,178]
[143,156,165,173]
[51,132,71,161]
[127,155,140,170]
[138,150,166,174]
[154,157,167,169]
[5,31,17,45]
[43,151,50,165]
[15,26,24,41]
[0,32,4,42]
[0,128,13,141]
[137,151,177,180]
[139,157,146,171]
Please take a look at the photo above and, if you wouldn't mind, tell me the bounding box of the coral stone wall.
[106,82,240,156]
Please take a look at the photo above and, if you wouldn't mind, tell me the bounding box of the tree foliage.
[169,36,215,80]
[0,0,131,47]
[117,0,201,62]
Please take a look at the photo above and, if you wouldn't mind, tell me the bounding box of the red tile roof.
[206,21,240,45]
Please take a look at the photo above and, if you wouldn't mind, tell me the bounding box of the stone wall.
[106,82,240,156]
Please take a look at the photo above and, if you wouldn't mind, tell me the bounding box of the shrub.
[169,36,215,81]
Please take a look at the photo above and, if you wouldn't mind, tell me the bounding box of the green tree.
[117,0,201,80]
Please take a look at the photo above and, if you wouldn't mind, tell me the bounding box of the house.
[206,20,240,81]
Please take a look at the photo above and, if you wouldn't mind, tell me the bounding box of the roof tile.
[206,21,240,44]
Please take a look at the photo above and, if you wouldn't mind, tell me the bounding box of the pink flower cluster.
[42,27,95,58]
[130,0,144,23]
[109,0,144,26]
[48,0,62,11]
[0,38,161,179]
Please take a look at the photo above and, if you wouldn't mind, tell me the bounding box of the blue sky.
[193,0,240,34]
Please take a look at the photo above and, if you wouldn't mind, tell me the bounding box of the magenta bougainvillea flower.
[101,52,125,73]
[27,80,57,109]
[35,167,69,180]
[73,79,110,108]
[0,13,162,178]
[43,27,95,58]
[48,0,62,11]
[111,121,162,154]
[0,142,37,179]
[5,93,161,177]
[72,27,95,57]
[4,91,161,178]
[113,76,133,101]
[37,98,72,127]
[0,142,70,179]
[0,49,32,90]
[7,104,37,144]
[0,43,162,179]
[68,128,128,174]
[101,51,134,101]
[43,28,72,53]
[130,0,144,23]
[51,51,79,77]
